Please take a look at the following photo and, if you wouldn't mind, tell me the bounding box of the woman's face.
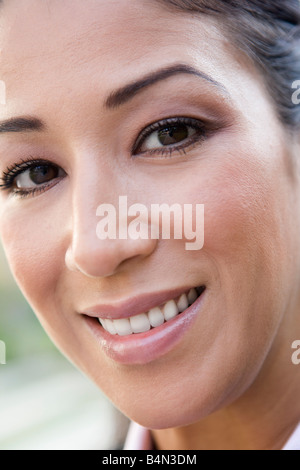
[0,0,300,429]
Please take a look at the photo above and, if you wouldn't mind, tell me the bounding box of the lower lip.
[83,288,207,365]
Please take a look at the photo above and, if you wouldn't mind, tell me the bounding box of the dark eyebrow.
[105,63,228,109]
[0,117,45,134]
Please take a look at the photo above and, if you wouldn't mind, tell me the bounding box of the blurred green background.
[0,244,129,450]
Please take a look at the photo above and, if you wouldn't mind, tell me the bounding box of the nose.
[65,181,157,278]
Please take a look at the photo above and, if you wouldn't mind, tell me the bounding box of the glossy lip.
[83,286,207,365]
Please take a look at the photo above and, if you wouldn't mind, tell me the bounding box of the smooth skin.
[0,0,299,450]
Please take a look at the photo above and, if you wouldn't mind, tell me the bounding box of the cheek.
[196,149,293,277]
[0,201,88,371]
[180,144,297,353]
[0,198,67,312]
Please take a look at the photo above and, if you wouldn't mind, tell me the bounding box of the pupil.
[158,125,188,146]
[30,165,58,185]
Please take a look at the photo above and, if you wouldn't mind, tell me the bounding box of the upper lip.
[82,286,201,320]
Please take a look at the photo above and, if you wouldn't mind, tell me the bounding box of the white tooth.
[113,318,133,336]
[103,319,117,335]
[163,299,179,322]
[148,307,165,328]
[130,313,151,334]
[188,288,198,305]
[177,293,189,313]
[99,318,112,333]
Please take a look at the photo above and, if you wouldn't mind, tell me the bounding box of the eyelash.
[0,116,208,198]
[0,158,61,198]
[132,116,207,157]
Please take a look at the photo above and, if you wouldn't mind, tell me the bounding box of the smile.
[83,285,207,364]
[98,287,205,336]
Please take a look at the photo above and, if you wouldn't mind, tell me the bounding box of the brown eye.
[133,117,206,156]
[157,125,189,146]
[28,165,59,185]
[15,164,63,189]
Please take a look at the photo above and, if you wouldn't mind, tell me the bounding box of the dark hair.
[158,0,300,129]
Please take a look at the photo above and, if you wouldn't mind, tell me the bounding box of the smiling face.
[0,0,300,431]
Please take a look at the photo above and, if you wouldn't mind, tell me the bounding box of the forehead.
[0,0,268,138]
[0,0,227,91]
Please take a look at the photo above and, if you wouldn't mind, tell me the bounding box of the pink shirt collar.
[124,422,153,450]
[282,423,300,450]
